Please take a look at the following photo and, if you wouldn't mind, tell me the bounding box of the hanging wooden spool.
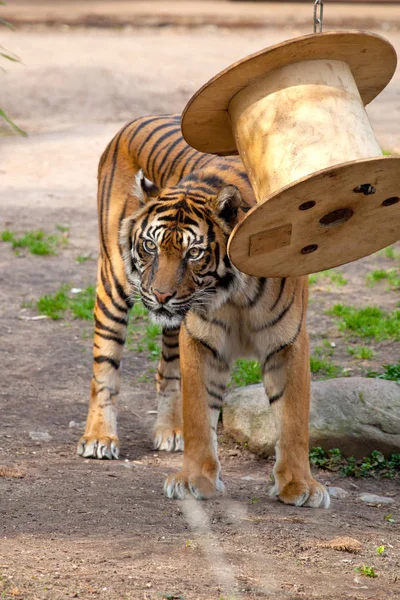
[182,31,400,277]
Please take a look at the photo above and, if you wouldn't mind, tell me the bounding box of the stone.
[328,486,349,500]
[68,420,86,429]
[223,385,274,454]
[359,493,395,506]
[28,431,52,442]
[223,377,400,458]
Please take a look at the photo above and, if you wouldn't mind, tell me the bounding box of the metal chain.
[313,0,324,33]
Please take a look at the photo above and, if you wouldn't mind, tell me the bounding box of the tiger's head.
[120,170,243,328]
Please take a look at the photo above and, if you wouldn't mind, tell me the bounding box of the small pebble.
[29,431,52,442]
[359,493,394,506]
[241,474,267,482]
[68,420,85,429]
[328,486,349,500]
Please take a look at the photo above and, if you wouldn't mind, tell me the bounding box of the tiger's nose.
[153,289,174,304]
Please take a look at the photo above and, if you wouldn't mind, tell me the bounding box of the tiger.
[77,114,330,509]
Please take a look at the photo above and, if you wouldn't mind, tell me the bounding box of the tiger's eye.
[143,239,156,253]
[188,247,203,259]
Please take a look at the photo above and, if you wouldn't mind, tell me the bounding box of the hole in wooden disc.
[301,244,318,255]
[299,201,316,211]
[382,196,400,207]
[319,208,354,228]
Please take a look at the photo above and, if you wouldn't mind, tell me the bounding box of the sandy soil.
[1,24,400,600]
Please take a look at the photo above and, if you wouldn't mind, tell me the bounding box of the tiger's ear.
[132,169,160,206]
[215,185,242,228]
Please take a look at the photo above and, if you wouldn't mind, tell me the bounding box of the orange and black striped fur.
[78,114,329,509]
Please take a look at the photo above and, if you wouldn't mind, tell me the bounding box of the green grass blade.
[0,108,27,136]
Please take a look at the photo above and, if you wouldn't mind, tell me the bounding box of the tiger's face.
[120,172,242,328]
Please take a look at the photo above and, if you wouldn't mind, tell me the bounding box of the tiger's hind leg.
[262,325,330,509]
[153,327,184,452]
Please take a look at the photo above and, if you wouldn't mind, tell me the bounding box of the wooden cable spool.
[182,31,400,277]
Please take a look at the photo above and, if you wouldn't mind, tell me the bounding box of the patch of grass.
[310,447,400,479]
[140,322,162,361]
[383,245,396,259]
[366,269,388,285]
[37,286,69,320]
[126,299,162,360]
[347,345,374,360]
[76,253,93,263]
[55,224,70,233]
[355,565,377,578]
[316,339,335,356]
[329,304,400,341]
[310,343,344,378]
[366,268,400,289]
[379,362,400,383]
[309,269,347,287]
[1,230,13,242]
[230,360,262,388]
[329,272,348,286]
[309,447,343,470]
[376,545,385,556]
[369,361,400,384]
[70,286,96,320]
[310,356,342,377]
[1,229,67,255]
[37,285,95,320]
[131,300,148,318]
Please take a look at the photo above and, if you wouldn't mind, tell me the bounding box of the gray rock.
[223,378,400,458]
[223,385,274,453]
[68,420,86,429]
[29,431,52,442]
[328,486,349,500]
[359,493,395,506]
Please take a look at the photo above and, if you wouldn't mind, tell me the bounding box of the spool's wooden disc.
[228,157,400,277]
[182,31,397,156]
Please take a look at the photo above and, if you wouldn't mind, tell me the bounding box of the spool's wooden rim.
[227,156,400,278]
[182,31,397,155]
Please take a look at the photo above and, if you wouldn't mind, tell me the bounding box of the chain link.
[313,0,324,33]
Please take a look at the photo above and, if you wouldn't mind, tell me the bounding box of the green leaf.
[0,17,14,29]
[0,108,27,136]
[0,48,20,62]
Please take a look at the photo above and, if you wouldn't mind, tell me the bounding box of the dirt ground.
[1,15,400,600]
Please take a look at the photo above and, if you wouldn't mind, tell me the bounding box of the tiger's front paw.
[77,435,120,460]
[164,464,224,500]
[270,476,330,509]
[153,425,184,452]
